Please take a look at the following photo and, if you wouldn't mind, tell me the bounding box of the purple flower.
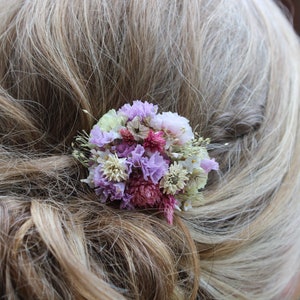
[128,145,168,183]
[95,182,126,202]
[93,164,108,188]
[109,182,126,199]
[118,100,158,121]
[129,144,146,167]
[140,152,168,184]
[200,158,219,173]
[120,193,134,209]
[113,143,136,158]
[89,125,119,147]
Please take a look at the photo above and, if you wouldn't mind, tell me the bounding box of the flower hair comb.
[73,101,218,224]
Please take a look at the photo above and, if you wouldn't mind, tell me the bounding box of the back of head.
[0,0,300,299]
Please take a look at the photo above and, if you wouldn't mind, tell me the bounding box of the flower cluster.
[73,101,218,224]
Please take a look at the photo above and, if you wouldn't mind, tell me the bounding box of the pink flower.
[200,158,219,173]
[143,130,166,153]
[159,195,178,225]
[150,112,194,145]
[127,177,162,208]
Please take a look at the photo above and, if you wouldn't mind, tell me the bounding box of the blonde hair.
[0,0,300,299]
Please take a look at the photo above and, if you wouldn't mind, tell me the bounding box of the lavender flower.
[93,164,108,188]
[200,158,219,173]
[95,182,126,202]
[113,143,136,158]
[89,125,119,147]
[140,152,169,184]
[128,145,168,183]
[129,144,146,167]
[118,100,158,121]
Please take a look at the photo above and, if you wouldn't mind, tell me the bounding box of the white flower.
[160,162,189,194]
[183,199,193,211]
[90,149,111,164]
[181,156,202,173]
[187,170,208,192]
[127,116,150,141]
[97,109,126,132]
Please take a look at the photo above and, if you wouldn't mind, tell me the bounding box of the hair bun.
[211,106,264,141]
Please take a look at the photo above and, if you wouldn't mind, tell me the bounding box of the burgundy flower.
[120,128,135,145]
[127,177,162,208]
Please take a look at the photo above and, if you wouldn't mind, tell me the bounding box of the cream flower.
[97,109,126,132]
[189,168,208,190]
[102,154,129,182]
[160,162,189,194]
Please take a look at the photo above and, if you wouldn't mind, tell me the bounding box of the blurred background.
[281,0,300,34]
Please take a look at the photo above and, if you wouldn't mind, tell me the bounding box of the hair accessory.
[73,101,218,224]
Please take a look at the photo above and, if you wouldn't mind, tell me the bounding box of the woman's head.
[0,0,299,298]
